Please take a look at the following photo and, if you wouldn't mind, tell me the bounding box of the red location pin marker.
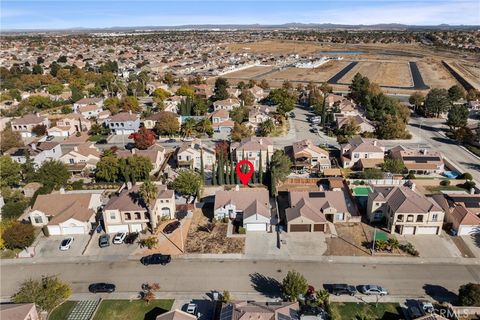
[235,160,254,186]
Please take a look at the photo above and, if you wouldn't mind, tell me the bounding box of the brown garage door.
[313,224,325,232]
[290,224,311,232]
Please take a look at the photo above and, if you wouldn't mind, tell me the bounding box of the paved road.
[1,259,479,301]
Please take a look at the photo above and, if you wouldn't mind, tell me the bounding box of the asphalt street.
[1,259,479,302]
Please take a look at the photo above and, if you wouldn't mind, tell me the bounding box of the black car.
[99,234,110,248]
[140,254,171,266]
[331,284,357,296]
[165,138,176,143]
[89,283,116,293]
[163,221,180,234]
[124,232,139,244]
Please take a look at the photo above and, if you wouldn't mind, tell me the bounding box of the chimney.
[30,143,37,151]
[235,185,240,191]
[127,181,133,190]
[373,140,377,146]
[410,183,416,191]
[59,188,65,194]
[73,146,78,151]
[421,149,427,155]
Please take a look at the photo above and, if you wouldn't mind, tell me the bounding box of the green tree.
[172,170,203,202]
[181,118,196,138]
[409,91,425,112]
[22,150,36,183]
[361,168,384,179]
[375,115,409,140]
[459,283,480,306]
[282,270,308,302]
[32,64,43,75]
[268,88,296,116]
[95,155,119,182]
[104,97,120,114]
[423,88,451,118]
[120,96,140,113]
[259,119,275,137]
[0,128,24,153]
[213,77,230,100]
[231,123,253,142]
[218,155,225,185]
[12,276,71,312]
[382,159,405,174]
[230,105,249,124]
[35,161,70,189]
[154,112,180,136]
[47,84,64,95]
[448,85,467,102]
[2,222,35,249]
[270,150,292,183]
[126,155,153,182]
[239,89,255,106]
[176,85,195,99]
[212,162,217,185]
[446,104,469,131]
[0,156,22,187]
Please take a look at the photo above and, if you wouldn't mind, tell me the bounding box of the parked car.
[289,112,296,118]
[59,237,74,251]
[310,127,320,133]
[182,137,194,142]
[88,283,116,293]
[165,138,176,143]
[99,234,110,248]
[46,135,54,141]
[359,285,388,296]
[124,232,139,244]
[186,303,198,316]
[140,254,171,266]
[163,221,181,234]
[331,284,357,296]
[112,232,127,244]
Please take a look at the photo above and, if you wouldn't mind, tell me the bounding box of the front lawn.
[49,301,77,320]
[88,134,108,142]
[93,299,173,320]
[329,302,402,320]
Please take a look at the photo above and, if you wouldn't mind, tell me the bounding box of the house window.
[33,215,42,224]
[354,154,359,159]
[432,214,438,222]
[125,212,131,220]
[69,159,74,164]
[397,214,404,222]
[109,212,116,220]
[416,215,423,222]
[135,212,141,220]
[407,215,414,222]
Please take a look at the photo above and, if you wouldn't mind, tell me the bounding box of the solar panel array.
[309,192,326,198]
[219,304,234,320]
[403,156,441,163]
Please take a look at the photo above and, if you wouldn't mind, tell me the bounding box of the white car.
[112,232,127,244]
[186,303,198,317]
[59,237,74,251]
[182,137,194,142]
[359,284,388,296]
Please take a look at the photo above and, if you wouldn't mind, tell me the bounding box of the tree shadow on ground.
[144,307,169,320]
[423,284,458,304]
[249,272,282,298]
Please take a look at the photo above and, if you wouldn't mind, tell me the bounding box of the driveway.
[461,234,480,258]
[245,231,327,260]
[83,233,139,257]
[35,234,91,258]
[400,234,462,258]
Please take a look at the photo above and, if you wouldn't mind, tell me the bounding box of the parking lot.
[84,233,139,257]
[35,234,91,258]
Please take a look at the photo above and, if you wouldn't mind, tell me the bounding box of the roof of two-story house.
[340,136,385,169]
[104,111,140,135]
[367,185,444,235]
[176,140,216,171]
[116,144,166,174]
[59,142,102,172]
[230,137,274,171]
[390,146,444,174]
[219,301,299,320]
[213,98,241,111]
[432,194,480,236]
[290,139,331,171]
[209,109,234,133]
[6,141,61,167]
[336,115,375,133]
[214,188,271,232]
[11,113,50,138]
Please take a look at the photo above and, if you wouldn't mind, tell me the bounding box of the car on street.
[140,253,171,265]
[98,234,110,248]
[186,303,198,316]
[163,221,180,234]
[359,284,388,296]
[331,284,357,296]
[289,112,296,118]
[88,283,116,293]
[112,232,127,244]
[310,127,320,133]
[165,138,176,143]
[124,232,139,244]
[182,137,194,142]
[46,135,54,141]
[59,237,74,251]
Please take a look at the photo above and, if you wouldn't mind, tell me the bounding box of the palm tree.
[387,238,400,252]
[259,119,275,136]
[139,180,158,229]
[181,118,196,138]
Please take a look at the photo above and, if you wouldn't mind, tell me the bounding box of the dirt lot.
[450,61,480,89]
[262,60,351,83]
[228,40,327,55]
[324,223,373,256]
[340,60,413,87]
[184,209,244,254]
[223,65,274,79]
[417,58,458,89]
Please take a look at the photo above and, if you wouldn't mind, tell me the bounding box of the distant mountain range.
[4,23,479,33]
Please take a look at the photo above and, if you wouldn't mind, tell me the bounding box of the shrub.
[440,180,451,186]
[222,290,232,302]
[140,237,158,249]
[400,242,419,256]
[406,172,416,179]
[462,172,473,181]
[71,180,84,190]
[2,222,35,249]
[459,283,480,306]
[1,200,29,220]
[464,181,476,190]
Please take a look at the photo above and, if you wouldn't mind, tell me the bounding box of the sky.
[1,0,479,30]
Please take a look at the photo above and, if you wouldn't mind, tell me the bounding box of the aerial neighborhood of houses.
[1,25,480,320]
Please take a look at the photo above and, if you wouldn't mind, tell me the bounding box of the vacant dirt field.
[417,58,458,89]
[450,62,480,89]
[262,60,351,83]
[228,40,326,55]
[223,65,274,79]
[324,223,373,256]
[184,209,244,254]
[340,60,413,87]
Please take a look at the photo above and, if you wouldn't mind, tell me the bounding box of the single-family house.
[176,140,216,171]
[73,97,103,112]
[246,107,272,132]
[59,143,101,171]
[336,115,375,133]
[286,190,356,232]
[103,182,175,233]
[249,85,266,101]
[155,310,197,320]
[143,111,181,130]
[214,188,272,232]
[194,84,213,99]
[47,114,91,137]
[28,191,102,235]
[213,98,241,111]
[230,137,274,172]
[11,113,50,138]
[116,145,166,174]
[219,301,299,320]
[164,96,185,113]
[325,94,359,118]
[340,136,385,169]
[290,139,331,173]
[367,186,444,235]
[209,109,235,133]
[104,111,140,135]
[6,141,62,167]
[78,104,103,119]
[433,194,480,236]
[390,146,444,174]
[0,303,39,320]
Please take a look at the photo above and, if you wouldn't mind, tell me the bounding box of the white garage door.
[246,224,267,232]
[403,226,415,235]
[130,224,143,232]
[62,226,86,235]
[47,226,61,236]
[459,226,480,236]
[108,225,129,233]
[416,226,438,235]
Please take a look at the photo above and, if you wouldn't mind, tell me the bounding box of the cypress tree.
[218,155,224,185]
[200,149,205,182]
[212,162,217,185]
[259,151,263,184]
[225,161,231,185]
[230,159,235,183]
[270,169,277,197]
